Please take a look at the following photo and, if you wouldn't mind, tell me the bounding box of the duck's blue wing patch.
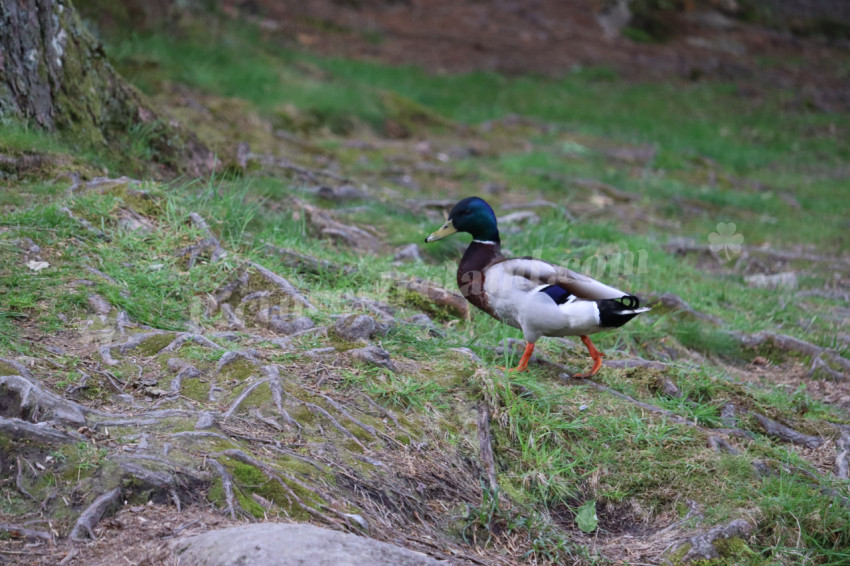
[540,285,573,305]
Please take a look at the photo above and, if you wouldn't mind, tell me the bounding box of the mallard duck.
[425,197,649,376]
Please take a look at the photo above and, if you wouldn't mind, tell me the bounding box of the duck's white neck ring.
[472,240,497,245]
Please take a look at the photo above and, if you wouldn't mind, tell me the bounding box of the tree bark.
[0,0,214,177]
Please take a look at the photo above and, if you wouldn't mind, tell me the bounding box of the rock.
[335,314,377,342]
[172,523,441,566]
[405,314,433,327]
[349,345,397,372]
[744,272,798,291]
[195,412,215,430]
[393,243,422,263]
[26,260,49,271]
[270,315,315,335]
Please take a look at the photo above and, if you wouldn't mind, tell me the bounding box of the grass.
[1,12,848,565]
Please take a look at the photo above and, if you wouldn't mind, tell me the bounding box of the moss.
[180,375,209,402]
[227,460,316,521]
[395,288,457,322]
[218,358,258,382]
[105,184,164,217]
[0,362,20,376]
[137,333,177,356]
[713,536,754,559]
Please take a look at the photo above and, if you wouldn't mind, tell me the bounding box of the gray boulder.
[173,523,441,566]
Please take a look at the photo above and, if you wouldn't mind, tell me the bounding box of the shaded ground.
[226,0,850,111]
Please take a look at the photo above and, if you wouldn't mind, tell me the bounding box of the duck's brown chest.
[457,242,502,319]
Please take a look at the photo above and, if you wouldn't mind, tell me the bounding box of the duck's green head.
[425,197,500,243]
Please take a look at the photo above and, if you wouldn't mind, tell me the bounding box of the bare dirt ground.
[225,0,850,111]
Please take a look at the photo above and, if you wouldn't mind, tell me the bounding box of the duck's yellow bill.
[425,219,457,243]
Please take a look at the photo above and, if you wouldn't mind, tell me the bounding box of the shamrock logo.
[708,222,744,259]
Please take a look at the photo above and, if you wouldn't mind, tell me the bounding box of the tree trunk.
[0,0,214,177]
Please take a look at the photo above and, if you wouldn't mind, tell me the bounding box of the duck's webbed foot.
[504,342,535,372]
[571,335,604,378]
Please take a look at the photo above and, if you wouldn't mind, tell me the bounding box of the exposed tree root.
[708,436,740,455]
[731,331,850,378]
[311,391,377,438]
[720,404,738,428]
[15,456,36,500]
[603,358,668,370]
[216,349,261,373]
[207,459,242,520]
[665,518,754,564]
[296,199,382,252]
[647,292,724,325]
[175,213,227,268]
[477,402,498,493]
[223,377,272,422]
[265,368,301,429]
[752,412,824,449]
[0,357,33,378]
[263,244,354,277]
[213,449,339,525]
[394,276,470,320]
[60,206,108,240]
[167,358,202,395]
[99,331,166,366]
[0,374,88,425]
[0,522,53,541]
[357,391,401,429]
[834,428,850,479]
[655,377,683,398]
[248,262,315,310]
[342,294,397,323]
[665,240,850,267]
[220,303,245,329]
[249,407,284,431]
[296,396,367,450]
[158,333,224,354]
[69,487,122,540]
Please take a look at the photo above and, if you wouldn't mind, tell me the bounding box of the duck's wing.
[494,257,627,300]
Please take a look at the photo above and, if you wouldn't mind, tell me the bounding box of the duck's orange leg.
[507,342,535,372]
[572,335,604,378]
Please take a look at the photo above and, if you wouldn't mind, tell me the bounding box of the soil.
[225,0,850,111]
